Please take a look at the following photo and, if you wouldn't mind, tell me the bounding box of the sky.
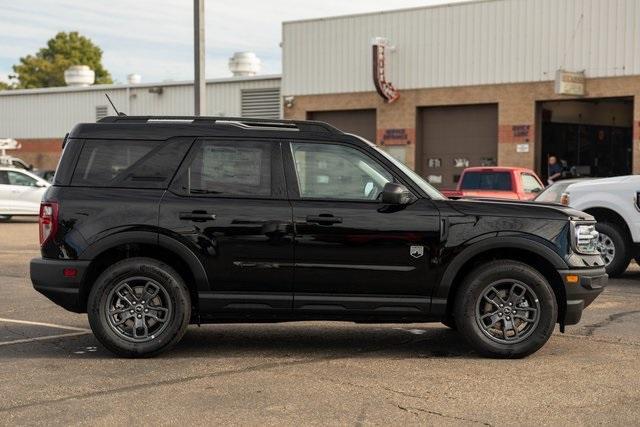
[0,0,468,85]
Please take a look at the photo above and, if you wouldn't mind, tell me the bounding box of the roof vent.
[228,52,261,77]
[127,73,142,84]
[64,65,95,87]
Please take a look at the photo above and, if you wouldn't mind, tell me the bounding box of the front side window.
[291,143,392,200]
[177,140,272,197]
[7,171,37,187]
[460,171,512,191]
[521,173,543,193]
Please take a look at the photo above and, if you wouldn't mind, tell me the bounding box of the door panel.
[285,141,441,316]
[159,139,294,315]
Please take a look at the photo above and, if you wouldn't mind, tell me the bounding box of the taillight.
[39,202,59,246]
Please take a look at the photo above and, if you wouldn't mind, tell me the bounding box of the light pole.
[194,0,206,116]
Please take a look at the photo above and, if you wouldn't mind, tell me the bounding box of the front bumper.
[30,258,90,313]
[558,267,607,325]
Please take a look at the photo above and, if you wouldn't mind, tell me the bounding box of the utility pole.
[194,0,206,116]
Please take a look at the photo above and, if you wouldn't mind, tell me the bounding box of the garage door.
[419,104,498,189]
[307,109,376,142]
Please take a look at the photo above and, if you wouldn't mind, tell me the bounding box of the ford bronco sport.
[30,116,606,358]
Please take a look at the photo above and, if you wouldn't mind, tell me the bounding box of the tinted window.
[521,173,543,193]
[71,139,189,188]
[291,143,393,200]
[0,171,7,185]
[176,140,272,196]
[460,171,512,191]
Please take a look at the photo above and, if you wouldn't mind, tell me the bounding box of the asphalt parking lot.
[1,218,639,426]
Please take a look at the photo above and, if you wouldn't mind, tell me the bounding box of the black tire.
[596,222,630,277]
[454,260,557,358]
[0,215,12,222]
[87,257,191,357]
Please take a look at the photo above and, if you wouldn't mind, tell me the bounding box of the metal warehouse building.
[1,0,640,185]
[0,75,281,169]
[282,0,640,187]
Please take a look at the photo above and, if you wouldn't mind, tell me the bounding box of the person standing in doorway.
[547,155,563,185]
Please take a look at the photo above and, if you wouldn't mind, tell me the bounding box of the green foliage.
[12,31,112,88]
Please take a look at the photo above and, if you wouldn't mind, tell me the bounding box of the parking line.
[0,331,90,347]
[0,317,90,332]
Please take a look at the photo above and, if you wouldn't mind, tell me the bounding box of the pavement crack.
[391,402,493,426]
[579,310,640,336]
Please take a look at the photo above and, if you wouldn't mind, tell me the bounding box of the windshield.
[353,136,446,200]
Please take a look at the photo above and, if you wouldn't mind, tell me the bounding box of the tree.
[12,31,112,89]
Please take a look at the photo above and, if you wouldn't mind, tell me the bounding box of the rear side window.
[460,171,512,191]
[71,139,190,188]
[172,140,272,197]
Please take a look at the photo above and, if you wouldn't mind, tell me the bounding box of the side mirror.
[381,182,413,205]
[35,181,47,188]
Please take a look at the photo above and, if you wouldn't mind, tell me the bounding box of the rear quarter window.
[71,139,191,188]
[460,171,512,191]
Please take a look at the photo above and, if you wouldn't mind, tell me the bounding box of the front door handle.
[179,211,216,222]
[306,214,342,225]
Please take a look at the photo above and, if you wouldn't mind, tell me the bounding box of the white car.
[561,175,640,277]
[0,167,50,221]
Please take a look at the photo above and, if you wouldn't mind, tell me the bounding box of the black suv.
[31,116,606,358]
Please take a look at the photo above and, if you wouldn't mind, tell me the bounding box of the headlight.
[571,222,599,254]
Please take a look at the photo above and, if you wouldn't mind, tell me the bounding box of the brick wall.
[285,75,640,174]
[12,139,63,170]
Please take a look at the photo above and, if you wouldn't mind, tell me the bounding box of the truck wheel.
[595,222,630,277]
[0,215,12,222]
[454,260,557,358]
[87,257,191,357]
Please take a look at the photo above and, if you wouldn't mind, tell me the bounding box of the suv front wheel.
[595,222,630,277]
[88,257,191,357]
[454,260,557,358]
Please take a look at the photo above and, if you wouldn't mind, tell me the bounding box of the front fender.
[431,235,568,308]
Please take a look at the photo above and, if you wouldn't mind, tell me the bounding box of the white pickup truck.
[562,175,640,277]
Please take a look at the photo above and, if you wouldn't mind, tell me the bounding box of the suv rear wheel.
[87,257,191,357]
[454,260,557,358]
[595,222,630,277]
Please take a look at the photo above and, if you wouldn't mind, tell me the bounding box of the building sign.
[555,70,586,96]
[372,37,399,103]
[378,128,412,145]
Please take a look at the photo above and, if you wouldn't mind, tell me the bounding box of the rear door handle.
[306,214,342,225]
[179,211,216,222]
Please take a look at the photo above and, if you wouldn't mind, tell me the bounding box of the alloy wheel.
[105,277,173,343]
[596,232,615,266]
[475,279,541,344]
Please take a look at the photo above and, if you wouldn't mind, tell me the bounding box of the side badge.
[410,245,424,259]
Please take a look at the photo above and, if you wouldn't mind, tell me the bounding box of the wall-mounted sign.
[512,125,530,138]
[379,127,412,146]
[555,70,586,96]
[372,37,399,103]
[516,143,530,153]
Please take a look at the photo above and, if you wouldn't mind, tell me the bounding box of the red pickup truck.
[441,167,544,200]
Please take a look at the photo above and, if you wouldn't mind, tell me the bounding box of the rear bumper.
[30,258,90,313]
[558,267,607,325]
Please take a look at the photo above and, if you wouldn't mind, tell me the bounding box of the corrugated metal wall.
[0,76,281,138]
[282,0,640,96]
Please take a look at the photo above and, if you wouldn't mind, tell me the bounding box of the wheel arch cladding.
[437,238,568,327]
[79,235,209,313]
